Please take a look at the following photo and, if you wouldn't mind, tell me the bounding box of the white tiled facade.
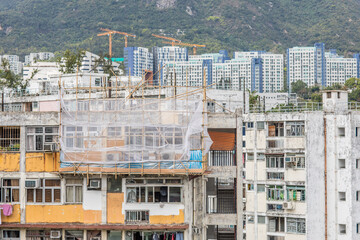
[325,52,358,86]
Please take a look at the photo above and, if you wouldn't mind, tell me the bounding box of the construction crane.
[162,41,206,55]
[152,34,181,46]
[97,28,136,58]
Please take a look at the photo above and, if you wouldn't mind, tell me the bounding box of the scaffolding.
[58,71,213,175]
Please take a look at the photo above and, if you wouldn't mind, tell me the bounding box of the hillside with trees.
[2,0,360,58]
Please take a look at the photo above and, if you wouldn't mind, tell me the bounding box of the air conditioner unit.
[162,152,175,161]
[44,143,57,152]
[50,230,61,239]
[90,237,101,240]
[283,201,294,210]
[88,179,101,190]
[25,179,40,188]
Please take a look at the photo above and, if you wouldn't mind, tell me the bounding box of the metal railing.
[249,102,323,113]
[208,150,236,166]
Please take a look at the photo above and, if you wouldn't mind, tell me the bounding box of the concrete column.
[20,229,26,240]
[20,126,26,224]
[101,176,107,224]
[101,230,107,240]
[236,109,244,240]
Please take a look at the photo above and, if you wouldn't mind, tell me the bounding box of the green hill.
[1,0,360,58]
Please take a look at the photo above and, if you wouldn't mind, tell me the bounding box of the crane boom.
[97,28,136,57]
[152,34,181,46]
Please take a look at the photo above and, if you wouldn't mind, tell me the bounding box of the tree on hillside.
[56,49,85,74]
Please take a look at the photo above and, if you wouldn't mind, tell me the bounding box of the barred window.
[0,127,20,152]
[286,218,306,234]
[286,122,305,136]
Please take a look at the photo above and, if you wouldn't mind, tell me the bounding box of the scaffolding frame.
[58,67,214,176]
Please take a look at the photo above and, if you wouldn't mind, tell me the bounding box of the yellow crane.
[162,41,206,55]
[97,28,136,58]
[152,34,181,46]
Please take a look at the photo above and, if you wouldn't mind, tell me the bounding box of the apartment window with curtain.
[26,179,61,203]
[65,179,83,203]
[0,179,20,203]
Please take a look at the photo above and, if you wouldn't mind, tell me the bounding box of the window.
[247,215,254,223]
[339,159,345,169]
[125,210,149,223]
[267,186,284,201]
[2,230,20,240]
[64,127,83,148]
[95,78,101,86]
[65,179,83,203]
[257,153,265,161]
[286,186,305,201]
[26,230,53,240]
[285,154,305,169]
[65,230,83,240]
[247,184,254,191]
[257,184,265,193]
[27,179,61,203]
[247,122,254,129]
[356,127,359,137]
[247,153,254,161]
[0,179,19,203]
[338,127,345,137]
[268,122,284,137]
[357,223,360,234]
[107,177,122,193]
[0,127,20,152]
[339,192,346,201]
[339,224,346,234]
[126,178,182,203]
[357,159,360,169]
[356,191,360,201]
[258,216,266,224]
[267,172,284,180]
[26,126,58,151]
[257,121,265,129]
[286,122,305,136]
[266,156,284,168]
[286,218,306,234]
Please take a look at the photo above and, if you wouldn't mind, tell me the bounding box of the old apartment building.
[0,72,360,240]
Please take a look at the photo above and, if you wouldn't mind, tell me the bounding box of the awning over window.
[208,130,235,151]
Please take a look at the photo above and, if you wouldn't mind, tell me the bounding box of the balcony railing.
[208,150,236,166]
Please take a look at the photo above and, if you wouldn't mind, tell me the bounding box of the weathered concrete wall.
[305,112,325,240]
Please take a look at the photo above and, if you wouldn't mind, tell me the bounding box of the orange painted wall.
[107,193,125,224]
[1,204,20,223]
[25,205,101,224]
[149,209,184,224]
[0,153,20,171]
[26,152,60,172]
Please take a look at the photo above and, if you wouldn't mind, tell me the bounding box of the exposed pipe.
[324,116,328,240]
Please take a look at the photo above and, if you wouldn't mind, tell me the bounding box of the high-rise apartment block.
[153,46,188,84]
[124,47,154,77]
[0,55,23,75]
[25,52,55,66]
[287,43,359,90]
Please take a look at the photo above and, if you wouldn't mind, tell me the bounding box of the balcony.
[208,150,236,166]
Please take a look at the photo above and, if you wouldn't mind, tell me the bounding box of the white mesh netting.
[60,95,213,170]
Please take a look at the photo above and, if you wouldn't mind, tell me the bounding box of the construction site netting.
[59,94,213,172]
